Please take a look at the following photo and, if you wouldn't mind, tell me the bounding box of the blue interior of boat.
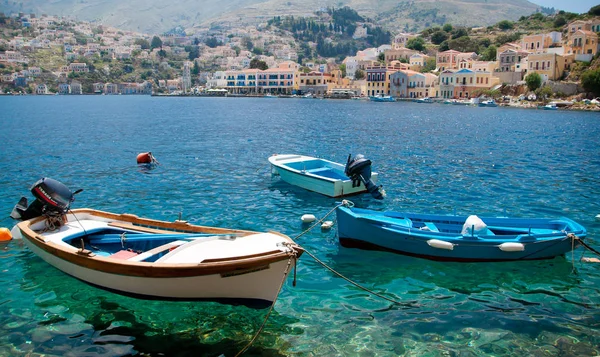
[63,228,218,262]
[379,210,569,237]
[283,160,348,180]
[306,167,348,180]
[284,160,325,171]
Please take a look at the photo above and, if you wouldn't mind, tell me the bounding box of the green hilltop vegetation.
[267,7,391,61]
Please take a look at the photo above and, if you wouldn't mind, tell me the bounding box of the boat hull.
[336,207,586,262]
[269,154,377,197]
[23,238,291,305]
[16,209,302,306]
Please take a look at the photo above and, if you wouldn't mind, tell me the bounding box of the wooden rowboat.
[12,208,303,307]
[10,178,303,307]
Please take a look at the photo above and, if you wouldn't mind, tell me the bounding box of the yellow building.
[365,63,405,96]
[521,33,552,52]
[298,71,334,96]
[439,69,500,99]
[436,50,477,71]
[527,53,573,81]
[384,48,419,64]
[571,30,598,55]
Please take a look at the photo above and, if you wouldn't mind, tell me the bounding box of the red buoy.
[136,152,156,164]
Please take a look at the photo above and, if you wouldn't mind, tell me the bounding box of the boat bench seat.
[306,167,330,173]
[421,222,440,232]
[128,240,188,262]
[306,167,348,180]
[110,250,139,260]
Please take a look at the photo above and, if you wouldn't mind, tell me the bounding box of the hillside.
[3,0,541,34]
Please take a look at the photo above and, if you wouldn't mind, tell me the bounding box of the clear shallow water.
[0,96,599,356]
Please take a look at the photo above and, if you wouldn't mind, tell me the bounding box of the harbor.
[1,95,599,356]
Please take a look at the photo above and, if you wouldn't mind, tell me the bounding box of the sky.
[528,0,597,13]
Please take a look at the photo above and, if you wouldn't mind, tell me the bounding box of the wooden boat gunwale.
[18,208,303,278]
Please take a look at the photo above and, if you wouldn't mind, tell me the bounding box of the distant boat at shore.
[414,97,433,103]
[478,99,498,107]
[539,103,558,110]
[369,95,395,102]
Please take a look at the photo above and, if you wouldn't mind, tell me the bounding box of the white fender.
[301,214,316,223]
[427,239,454,250]
[499,242,525,252]
[321,221,334,229]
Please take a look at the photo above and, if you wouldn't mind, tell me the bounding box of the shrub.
[525,73,542,92]
[581,68,600,96]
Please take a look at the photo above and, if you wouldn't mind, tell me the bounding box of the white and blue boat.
[269,154,385,199]
[336,205,586,262]
[414,97,433,103]
[478,99,498,107]
[541,103,558,110]
[369,95,396,102]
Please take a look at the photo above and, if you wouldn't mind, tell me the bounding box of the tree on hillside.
[249,58,268,70]
[452,27,468,39]
[134,38,150,50]
[525,73,542,92]
[480,45,497,61]
[581,68,600,96]
[431,30,448,45]
[438,40,450,52]
[151,36,162,50]
[406,37,425,52]
[205,37,221,48]
[448,36,478,53]
[497,20,514,31]
[589,4,600,16]
[442,24,453,32]
[421,57,436,73]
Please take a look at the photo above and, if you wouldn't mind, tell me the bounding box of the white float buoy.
[321,221,334,229]
[301,214,317,223]
[427,239,454,250]
[499,242,525,252]
[596,214,600,221]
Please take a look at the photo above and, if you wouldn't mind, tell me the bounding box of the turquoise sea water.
[0,96,599,356]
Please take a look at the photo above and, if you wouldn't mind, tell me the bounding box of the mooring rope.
[234,249,298,357]
[574,234,600,257]
[291,199,418,307]
[234,200,417,356]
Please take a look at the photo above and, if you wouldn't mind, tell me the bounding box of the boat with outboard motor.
[269,154,385,199]
[10,178,303,307]
[336,203,586,262]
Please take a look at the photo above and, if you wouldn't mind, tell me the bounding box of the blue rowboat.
[336,206,586,262]
[269,154,385,199]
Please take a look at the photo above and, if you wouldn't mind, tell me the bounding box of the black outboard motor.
[344,154,386,199]
[10,178,76,221]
